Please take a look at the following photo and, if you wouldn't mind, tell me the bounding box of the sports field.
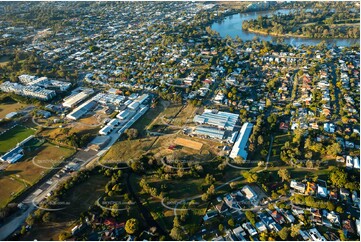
[0,125,36,154]
[0,142,75,208]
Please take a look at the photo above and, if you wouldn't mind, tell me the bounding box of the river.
[211,9,359,47]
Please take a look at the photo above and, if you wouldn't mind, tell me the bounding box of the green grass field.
[0,125,36,154]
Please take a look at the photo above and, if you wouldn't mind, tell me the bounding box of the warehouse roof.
[193,110,239,130]
[229,122,253,159]
[194,126,225,139]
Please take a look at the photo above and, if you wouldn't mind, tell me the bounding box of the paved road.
[0,146,105,240]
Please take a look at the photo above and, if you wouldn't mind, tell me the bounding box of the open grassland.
[22,174,109,241]
[102,132,222,164]
[0,177,27,208]
[0,103,28,119]
[40,122,99,147]
[6,142,75,184]
[0,125,36,154]
[0,143,74,208]
[171,104,197,126]
[101,136,158,162]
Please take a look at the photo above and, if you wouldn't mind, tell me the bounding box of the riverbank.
[244,27,360,41]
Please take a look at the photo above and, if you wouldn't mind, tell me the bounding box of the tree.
[170,226,184,240]
[206,185,215,196]
[326,143,342,156]
[111,203,120,218]
[329,168,347,188]
[278,168,290,182]
[42,212,52,223]
[243,171,258,183]
[204,174,215,185]
[20,225,26,235]
[290,224,301,238]
[336,206,344,213]
[201,193,209,201]
[59,232,71,241]
[278,227,289,240]
[257,135,264,145]
[234,156,245,164]
[125,218,139,235]
[245,211,256,225]
[327,201,335,211]
[173,216,181,228]
[218,224,224,233]
[26,214,35,226]
[306,160,313,168]
[338,230,346,241]
[125,128,138,140]
[228,218,235,228]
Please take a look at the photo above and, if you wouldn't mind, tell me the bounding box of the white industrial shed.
[193,110,239,131]
[194,126,225,139]
[229,122,253,160]
[99,125,113,135]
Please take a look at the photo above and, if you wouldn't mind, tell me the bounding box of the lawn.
[0,142,75,208]
[5,142,75,184]
[0,102,28,119]
[133,101,167,135]
[0,176,27,208]
[0,125,36,154]
[101,136,158,162]
[171,104,197,126]
[22,174,109,241]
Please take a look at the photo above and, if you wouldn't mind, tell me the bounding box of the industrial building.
[229,122,253,160]
[66,100,97,120]
[117,105,149,135]
[194,126,225,140]
[193,109,239,131]
[99,125,114,135]
[63,88,94,108]
[88,136,111,151]
[116,109,133,120]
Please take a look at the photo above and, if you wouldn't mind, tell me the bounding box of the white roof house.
[317,185,327,198]
[346,155,354,168]
[229,122,253,160]
[241,185,257,203]
[353,157,360,169]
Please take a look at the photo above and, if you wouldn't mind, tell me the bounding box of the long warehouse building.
[229,122,253,160]
[194,126,225,140]
[193,110,239,131]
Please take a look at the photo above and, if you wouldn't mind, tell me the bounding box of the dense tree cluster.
[243,3,360,39]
